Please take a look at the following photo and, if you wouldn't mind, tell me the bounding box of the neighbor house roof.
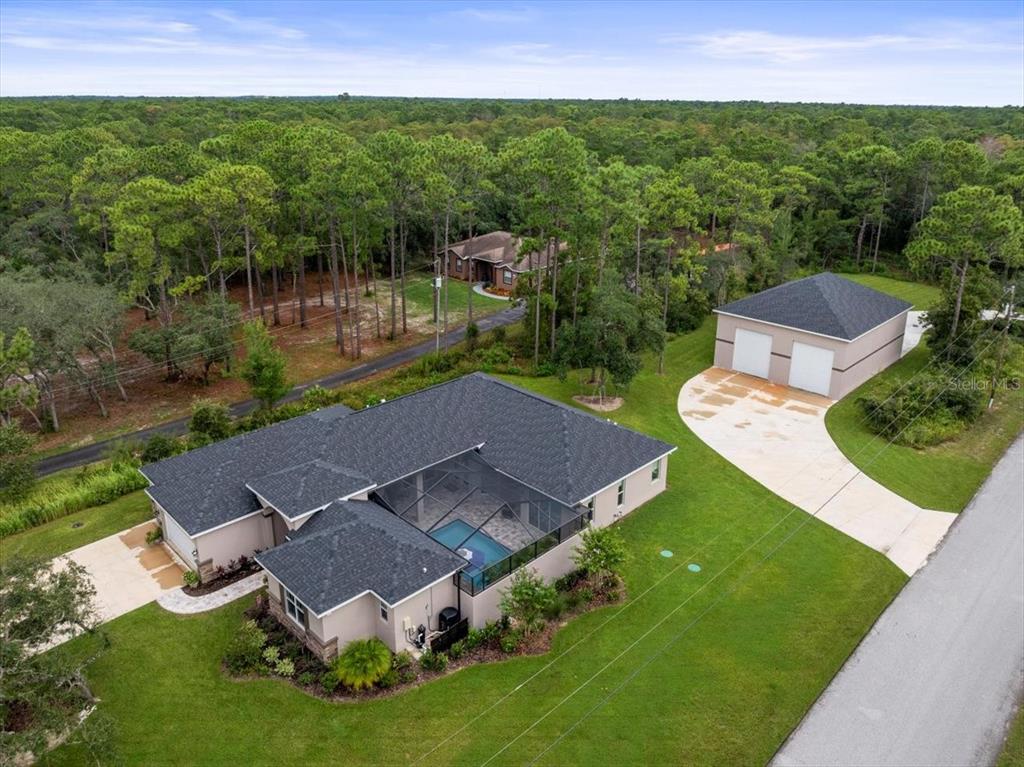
[443,231,558,272]
[142,374,674,537]
[714,272,911,341]
[254,499,467,614]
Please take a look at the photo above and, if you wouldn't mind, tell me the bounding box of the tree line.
[1,97,1022,434]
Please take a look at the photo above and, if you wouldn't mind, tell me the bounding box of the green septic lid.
[688,563,702,573]
[660,549,673,558]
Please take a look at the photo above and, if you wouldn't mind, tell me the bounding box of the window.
[616,480,625,508]
[284,588,306,627]
[651,460,661,482]
[379,599,389,622]
[503,269,513,285]
[455,258,463,273]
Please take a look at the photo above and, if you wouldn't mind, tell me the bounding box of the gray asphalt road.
[773,434,1024,767]
[35,305,523,476]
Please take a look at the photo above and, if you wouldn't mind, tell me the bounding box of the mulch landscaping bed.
[226,576,625,703]
[183,562,262,597]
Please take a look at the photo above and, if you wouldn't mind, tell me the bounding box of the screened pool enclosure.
[372,450,591,594]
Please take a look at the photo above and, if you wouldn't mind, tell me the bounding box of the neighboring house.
[141,373,674,660]
[441,231,558,292]
[713,272,912,399]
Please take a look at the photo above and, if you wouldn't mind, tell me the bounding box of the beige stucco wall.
[714,311,908,400]
[589,457,667,528]
[384,578,460,651]
[194,512,274,571]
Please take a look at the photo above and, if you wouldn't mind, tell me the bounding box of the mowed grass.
[826,343,1024,512]
[404,274,511,324]
[1,490,151,563]
[999,705,1024,767]
[841,272,941,308]
[46,317,906,767]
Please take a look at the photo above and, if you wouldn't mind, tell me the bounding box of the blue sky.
[1,1,1021,104]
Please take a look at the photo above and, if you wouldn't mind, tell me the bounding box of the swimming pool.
[430,520,510,573]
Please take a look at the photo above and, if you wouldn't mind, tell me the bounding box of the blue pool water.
[430,520,510,573]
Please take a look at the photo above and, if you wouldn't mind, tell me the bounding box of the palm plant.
[333,638,392,690]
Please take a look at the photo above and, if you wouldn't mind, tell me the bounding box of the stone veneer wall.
[266,593,339,662]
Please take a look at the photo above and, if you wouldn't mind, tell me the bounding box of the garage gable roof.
[714,272,911,341]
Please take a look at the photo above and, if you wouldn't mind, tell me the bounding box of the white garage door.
[163,512,195,565]
[789,341,835,396]
[732,328,773,379]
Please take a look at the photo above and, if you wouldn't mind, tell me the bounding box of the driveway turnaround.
[677,369,955,574]
[64,520,183,622]
[773,436,1024,767]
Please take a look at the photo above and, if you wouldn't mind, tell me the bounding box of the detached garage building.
[713,272,912,399]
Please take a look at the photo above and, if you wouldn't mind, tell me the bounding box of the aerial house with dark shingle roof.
[713,272,912,399]
[141,373,674,660]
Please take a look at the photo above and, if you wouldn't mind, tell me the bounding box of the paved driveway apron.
[64,520,183,622]
[677,368,955,575]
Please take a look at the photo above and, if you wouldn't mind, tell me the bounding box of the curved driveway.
[677,368,955,575]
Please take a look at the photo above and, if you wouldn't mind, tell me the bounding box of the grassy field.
[841,273,941,308]
[46,318,907,767]
[1,490,151,563]
[825,343,1024,512]
[404,274,511,325]
[999,705,1024,767]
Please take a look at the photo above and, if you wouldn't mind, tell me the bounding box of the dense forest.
[1,96,1022,440]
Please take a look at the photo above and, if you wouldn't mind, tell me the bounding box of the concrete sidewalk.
[773,435,1024,767]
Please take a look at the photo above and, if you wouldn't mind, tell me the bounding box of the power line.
[482,330,1004,767]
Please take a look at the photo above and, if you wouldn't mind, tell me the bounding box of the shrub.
[858,370,986,448]
[543,593,570,621]
[140,433,184,464]
[145,526,163,545]
[378,669,399,689]
[447,639,466,660]
[499,568,555,636]
[275,657,295,677]
[104,439,141,468]
[263,646,280,664]
[398,668,417,684]
[0,423,35,503]
[391,650,414,671]
[499,631,521,654]
[301,385,342,410]
[224,619,267,674]
[182,570,199,587]
[491,325,507,344]
[333,638,392,691]
[554,569,586,593]
[320,671,340,694]
[297,671,315,687]
[465,322,480,352]
[572,527,628,585]
[189,399,234,441]
[478,343,512,372]
[463,628,486,650]
[418,650,448,673]
[0,461,149,537]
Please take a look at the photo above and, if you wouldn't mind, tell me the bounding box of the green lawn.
[1,490,151,563]
[404,274,511,324]
[841,273,940,308]
[999,705,1024,767]
[825,343,1024,512]
[45,318,907,767]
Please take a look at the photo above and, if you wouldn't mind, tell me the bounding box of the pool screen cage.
[371,450,591,594]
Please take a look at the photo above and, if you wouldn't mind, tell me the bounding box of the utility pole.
[988,284,1015,410]
[433,257,441,353]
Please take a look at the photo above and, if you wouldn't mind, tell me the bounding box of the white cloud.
[663,28,1021,63]
[206,8,306,40]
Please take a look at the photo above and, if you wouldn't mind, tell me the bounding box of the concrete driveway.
[64,520,183,622]
[678,368,956,575]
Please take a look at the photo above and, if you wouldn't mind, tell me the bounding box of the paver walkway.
[773,436,1024,766]
[63,520,183,622]
[677,369,956,575]
[157,572,265,614]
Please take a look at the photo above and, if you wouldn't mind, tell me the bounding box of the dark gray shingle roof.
[246,460,371,519]
[254,500,466,613]
[715,272,911,341]
[143,374,673,536]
